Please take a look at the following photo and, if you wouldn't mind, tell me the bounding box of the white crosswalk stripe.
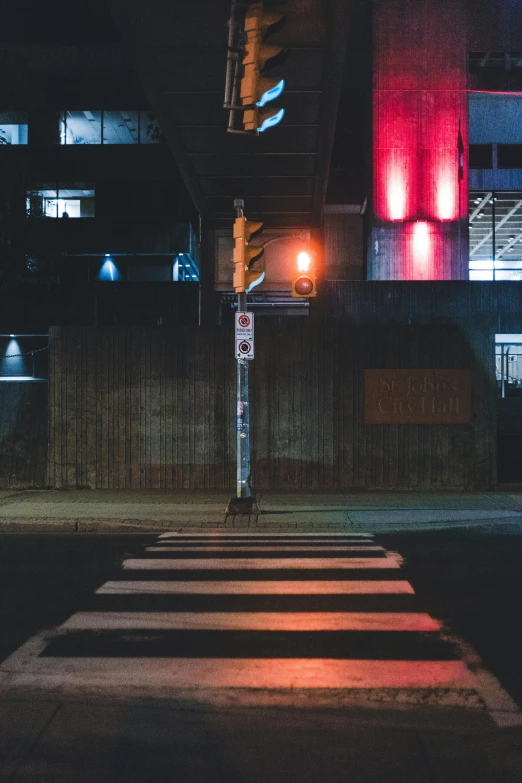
[97,579,415,595]
[122,556,400,570]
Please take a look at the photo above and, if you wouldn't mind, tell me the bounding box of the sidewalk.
[1,488,522,532]
[1,696,520,783]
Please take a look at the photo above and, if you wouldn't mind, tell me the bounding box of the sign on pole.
[235,312,254,359]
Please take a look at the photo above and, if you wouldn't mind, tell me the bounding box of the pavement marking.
[60,611,440,632]
[121,557,401,570]
[158,533,376,539]
[0,653,475,690]
[145,545,385,553]
[96,579,416,595]
[3,530,520,726]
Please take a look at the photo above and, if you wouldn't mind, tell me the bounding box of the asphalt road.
[0,530,520,707]
[1,530,522,783]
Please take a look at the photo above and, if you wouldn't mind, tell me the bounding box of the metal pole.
[234,198,252,499]
[236,291,252,498]
[224,0,238,108]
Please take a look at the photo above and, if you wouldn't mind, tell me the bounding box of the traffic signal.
[292,250,316,298]
[233,216,265,293]
[240,2,287,133]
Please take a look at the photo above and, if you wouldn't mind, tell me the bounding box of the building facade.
[2,0,522,489]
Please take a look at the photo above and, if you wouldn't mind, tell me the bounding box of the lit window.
[27,183,95,218]
[0,112,28,145]
[58,110,164,145]
[469,191,522,280]
[60,110,102,144]
[139,112,163,144]
[103,110,139,144]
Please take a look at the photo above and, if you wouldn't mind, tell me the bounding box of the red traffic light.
[292,250,316,297]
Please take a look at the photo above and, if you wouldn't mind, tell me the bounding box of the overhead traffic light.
[233,216,265,293]
[240,2,287,133]
[292,250,316,298]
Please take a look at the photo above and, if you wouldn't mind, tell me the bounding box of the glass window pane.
[469,259,494,270]
[57,182,95,217]
[139,111,163,144]
[102,110,139,144]
[27,184,57,217]
[469,191,522,279]
[0,112,28,145]
[494,259,522,269]
[469,269,494,281]
[494,269,522,281]
[61,110,102,144]
[28,183,94,217]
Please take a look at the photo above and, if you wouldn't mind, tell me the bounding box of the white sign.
[235,312,254,340]
[236,339,254,360]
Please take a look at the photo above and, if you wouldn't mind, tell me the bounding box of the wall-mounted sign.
[364,370,472,424]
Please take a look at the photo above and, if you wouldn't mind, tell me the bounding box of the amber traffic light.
[233,216,265,293]
[240,2,287,133]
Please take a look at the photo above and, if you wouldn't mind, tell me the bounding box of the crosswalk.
[2,530,522,724]
[0,532,482,695]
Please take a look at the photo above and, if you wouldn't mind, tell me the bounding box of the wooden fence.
[48,281,502,489]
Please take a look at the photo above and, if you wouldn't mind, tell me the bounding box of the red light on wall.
[435,160,457,221]
[388,172,407,221]
[411,221,432,279]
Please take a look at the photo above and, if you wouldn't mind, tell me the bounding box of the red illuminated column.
[369,0,469,280]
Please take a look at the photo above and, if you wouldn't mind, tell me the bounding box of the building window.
[496,335,522,397]
[469,191,522,280]
[60,110,102,145]
[0,112,28,145]
[27,183,95,218]
[87,254,199,282]
[469,53,522,91]
[469,144,493,169]
[59,110,164,145]
[498,145,522,169]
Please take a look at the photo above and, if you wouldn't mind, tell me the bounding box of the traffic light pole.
[227,199,257,516]
[236,289,252,502]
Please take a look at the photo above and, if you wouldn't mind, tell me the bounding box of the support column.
[369,0,469,280]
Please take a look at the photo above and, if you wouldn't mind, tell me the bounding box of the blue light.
[98,258,120,282]
[245,270,265,293]
[1,339,25,377]
[256,79,285,107]
[257,109,285,133]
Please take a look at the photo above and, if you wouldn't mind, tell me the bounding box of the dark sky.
[0,0,120,42]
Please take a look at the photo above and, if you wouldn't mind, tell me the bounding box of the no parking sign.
[235,312,254,359]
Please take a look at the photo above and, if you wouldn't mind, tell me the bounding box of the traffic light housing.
[233,216,265,293]
[240,2,287,133]
[292,251,317,298]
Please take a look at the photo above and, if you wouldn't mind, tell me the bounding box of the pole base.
[226,497,259,515]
